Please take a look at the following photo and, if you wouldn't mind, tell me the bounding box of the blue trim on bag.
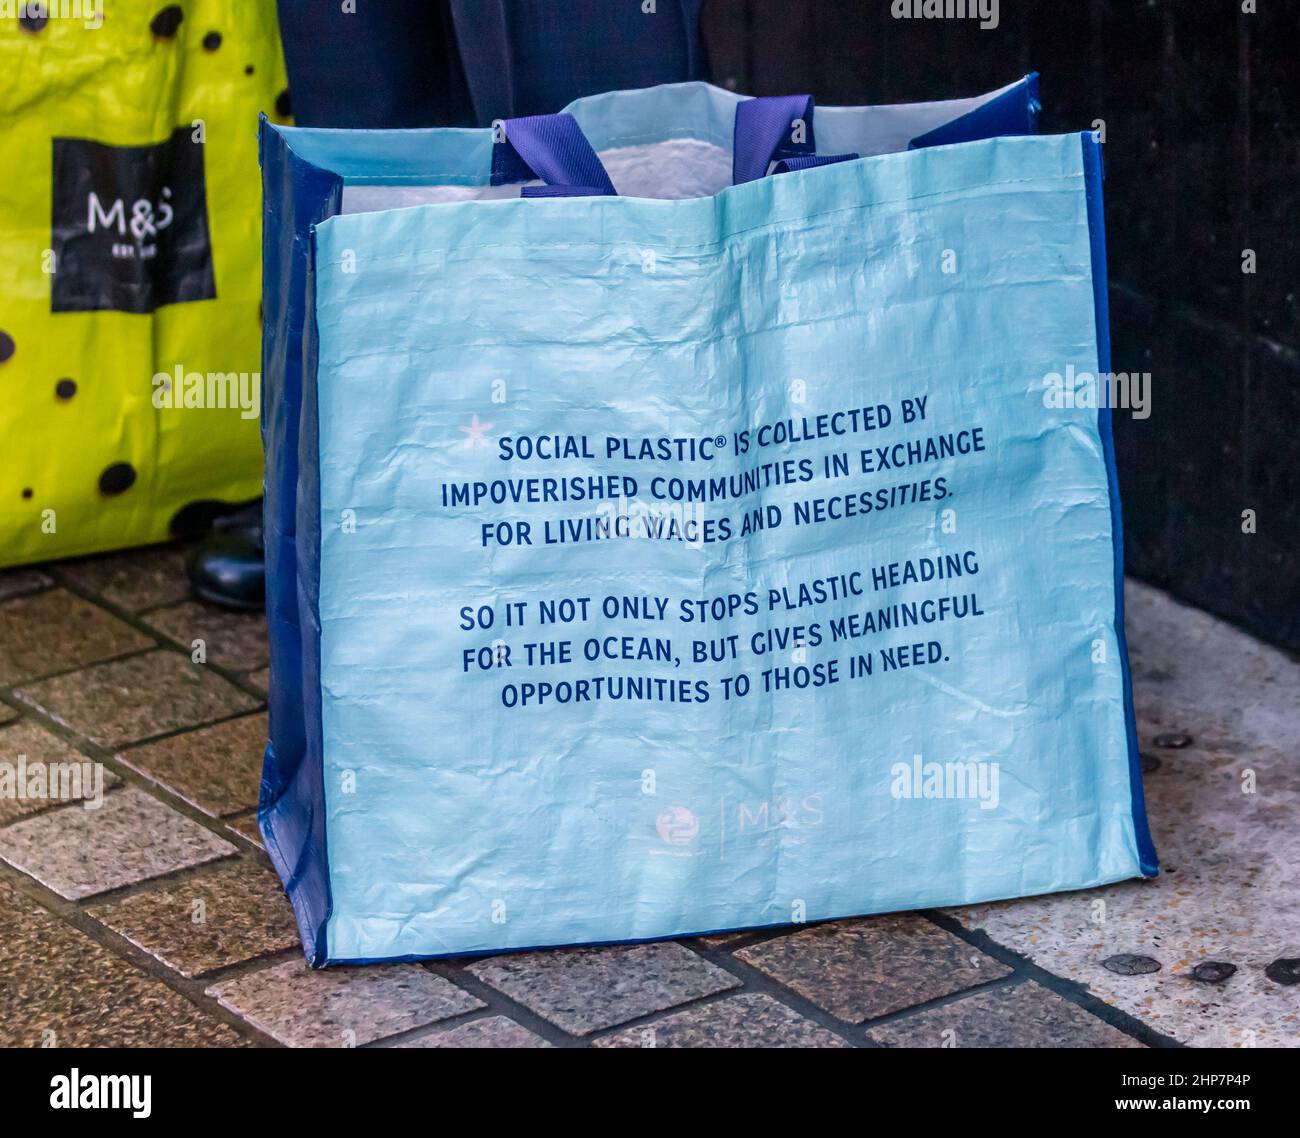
[316,921,857,966]
[257,117,341,966]
[1081,130,1158,877]
[293,862,1155,965]
[909,71,1040,150]
[297,233,332,961]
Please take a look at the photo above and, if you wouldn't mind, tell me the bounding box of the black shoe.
[185,505,266,611]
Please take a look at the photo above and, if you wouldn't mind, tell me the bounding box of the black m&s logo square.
[51,127,217,314]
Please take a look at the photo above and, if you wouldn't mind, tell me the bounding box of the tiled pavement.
[0,548,1295,1048]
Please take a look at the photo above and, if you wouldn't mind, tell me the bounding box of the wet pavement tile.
[595,992,849,1048]
[15,650,258,748]
[87,858,299,977]
[0,719,118,823]
[951,581,1300,1046]
[396,1015,551,1048]
[141,601,269,672]
[866,981,1144,1048]
[0,786,236,899]
[57,546,190,612]
[207,958,483,1047]
[467,942,740,1036]
[0,878,242,1046]
[117,711,266,818]
[0,588,150,685]
[735,915,1010,1023]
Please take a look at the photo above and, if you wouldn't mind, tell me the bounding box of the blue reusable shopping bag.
[259,76,1152,967]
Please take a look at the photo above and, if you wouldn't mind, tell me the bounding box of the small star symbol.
[459,413,493,448]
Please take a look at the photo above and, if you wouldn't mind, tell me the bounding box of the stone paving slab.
[467,942,741,1035]
[736,915,1011,1023]
[951,581,1300,1047]
[0,878,241,1047]
[866,981,1144,1048]
[15,650,258,748]
[0,588,151,684]
[117,711,266,818]
[141,601,269,673]
[397,1015,552,1048]
[595,992,849,1048]
[0,786,236,899]
[56,546,190,612]
[87,858,299,977]
[207,959,483,1047]
[0,719,119,824]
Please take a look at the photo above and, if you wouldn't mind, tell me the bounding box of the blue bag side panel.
[296,246,331,957]
[1081,130,1158,877]
[258,116,343,965]
[908,72,1040,150]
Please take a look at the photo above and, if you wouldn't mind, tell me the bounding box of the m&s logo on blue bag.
[652,795,827,861]
[654,805,700,853]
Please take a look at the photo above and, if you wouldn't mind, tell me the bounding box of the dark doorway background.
[702,0,1300,653]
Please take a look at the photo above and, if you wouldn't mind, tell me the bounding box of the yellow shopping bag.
[0,1,288,566]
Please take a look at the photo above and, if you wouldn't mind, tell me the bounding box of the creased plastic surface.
[298,132,1154,962]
